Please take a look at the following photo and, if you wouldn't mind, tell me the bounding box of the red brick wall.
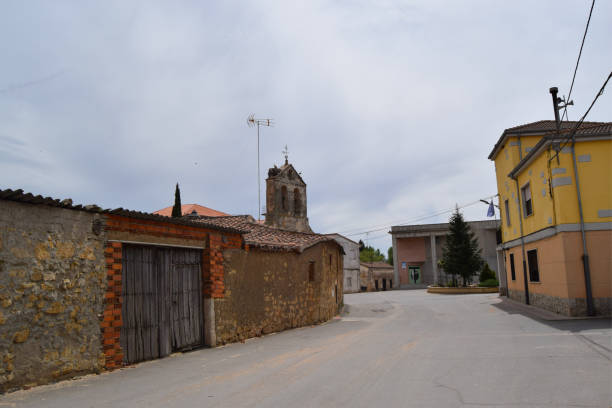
[101,242,123,369]
[100,215,243,370]
[203,233,243,298]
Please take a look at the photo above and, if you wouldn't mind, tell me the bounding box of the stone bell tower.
[264,148,312,233]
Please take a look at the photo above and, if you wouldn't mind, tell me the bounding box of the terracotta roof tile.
[489,120,610,160]
[0,188,242,234]
[503,120,604,134]
[360,261,393,269]
[194,215,337,252]
[154,204,228,217]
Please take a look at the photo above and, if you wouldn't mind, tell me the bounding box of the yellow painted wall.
[514,151,556,236]
[494,135,543,243]
[496,138,612,242]
[550,140,612,224]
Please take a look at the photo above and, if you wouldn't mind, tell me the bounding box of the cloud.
[0,0,610,251]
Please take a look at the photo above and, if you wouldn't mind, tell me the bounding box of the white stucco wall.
[327,234,361,293]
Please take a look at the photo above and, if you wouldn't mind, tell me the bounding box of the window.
[509,253,516,281]
[293,188,301,215]
[504,199,511,226]
[308,261,315,282]
[527,249,540,282]
[346,276,352,287]
[521,183,533,217]
[281,186,288,211]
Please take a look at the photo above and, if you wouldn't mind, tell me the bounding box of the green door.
[408,266,421,284]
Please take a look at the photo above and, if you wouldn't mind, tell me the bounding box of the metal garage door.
[121,245,203,364]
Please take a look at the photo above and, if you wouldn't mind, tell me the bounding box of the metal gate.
[121,245,203,364]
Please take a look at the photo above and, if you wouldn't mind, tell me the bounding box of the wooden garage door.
[121,245,203,364]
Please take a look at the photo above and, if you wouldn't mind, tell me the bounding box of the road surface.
[1,290,610,407]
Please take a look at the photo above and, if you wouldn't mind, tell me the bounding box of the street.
[1,290,610,408]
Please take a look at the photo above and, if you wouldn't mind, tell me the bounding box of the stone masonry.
[508,289,612,317]
[0,201,107,393]
[214,241,343,344]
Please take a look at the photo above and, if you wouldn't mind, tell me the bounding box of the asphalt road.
[1,290,610,408]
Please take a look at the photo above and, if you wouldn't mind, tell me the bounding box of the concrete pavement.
[1,290,610,407]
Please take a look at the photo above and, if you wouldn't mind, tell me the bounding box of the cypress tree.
[440,208,483,286]
[171,183,182,218]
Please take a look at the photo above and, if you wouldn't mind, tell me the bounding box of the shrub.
[479,263,496,283]
[479,278,499,287]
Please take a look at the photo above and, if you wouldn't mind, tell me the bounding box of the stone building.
[265,158,312,233]
[360,261,394,292]
[0,188,241,392]
[0,185,342,392]
[193,215,343,344]
[325,234,360,293]
[389,220,501,289]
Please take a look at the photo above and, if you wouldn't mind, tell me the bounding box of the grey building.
[389,220,502,288]
[326,233,360,293]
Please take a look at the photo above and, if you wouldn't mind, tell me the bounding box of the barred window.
[527,249,540,282]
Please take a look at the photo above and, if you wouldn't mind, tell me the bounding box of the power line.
[340,194,498,238]
[334,193,497,236]
[0,70,66,94]
[550,70,612,164]
[561,0,596,122]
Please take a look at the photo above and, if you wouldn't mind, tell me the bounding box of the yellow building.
[489,120,611,316]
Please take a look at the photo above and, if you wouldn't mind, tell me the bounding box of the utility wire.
[335,194,497,236]
[561,0,596,122]
[0,70,66,94]
[550,70,612,164]
[340,194,497,238]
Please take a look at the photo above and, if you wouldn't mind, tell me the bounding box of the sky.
[1,0,611,252]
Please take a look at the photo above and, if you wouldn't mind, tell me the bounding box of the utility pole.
[247,114,274,222]
[549,87,594,316]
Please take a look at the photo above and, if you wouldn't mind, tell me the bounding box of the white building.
[326,234,360,293]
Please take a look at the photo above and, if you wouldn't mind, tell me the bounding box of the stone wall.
[508,289,612,316]
[214,242,343,344]
[0,201,106,392]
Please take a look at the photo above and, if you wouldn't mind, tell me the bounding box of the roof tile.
[194,215,336,252]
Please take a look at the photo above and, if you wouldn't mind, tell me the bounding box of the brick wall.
[101,214,243,369]
[101,242,123,369]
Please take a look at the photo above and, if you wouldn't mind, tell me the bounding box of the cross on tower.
[282,145,289,164]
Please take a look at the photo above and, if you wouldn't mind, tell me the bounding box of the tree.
[171,183,182,218]
[440,208,483,286]
[387,247,393,265]
[359,245,385,263]
[358,240,365,252]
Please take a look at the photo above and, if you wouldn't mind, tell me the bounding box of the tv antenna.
[247,114,274,222]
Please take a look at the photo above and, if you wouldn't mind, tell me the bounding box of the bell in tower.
[264,147,312,233]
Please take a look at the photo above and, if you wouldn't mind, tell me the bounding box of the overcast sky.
[1,1,611,251]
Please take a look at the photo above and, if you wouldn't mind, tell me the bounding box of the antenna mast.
[247,114,274,222]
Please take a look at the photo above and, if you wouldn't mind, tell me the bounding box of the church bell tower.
[264,147,312,233]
